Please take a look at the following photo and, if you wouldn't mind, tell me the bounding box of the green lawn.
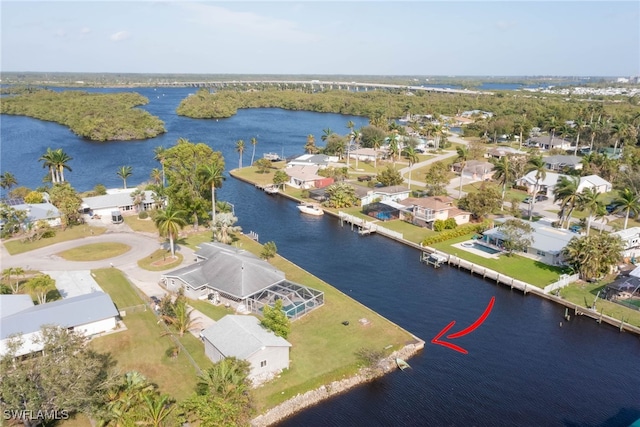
[430,233,565,288]
[547,209,589,220]
[124,215,159,233]
[189,299,233,321]
[90,268,211,401]
[559,280,640,328]
[231,166,280,186]
[461,182,529,202]
[378,219,436,244]
[235,237,416,412]
[58,242,130,261]
[2,225,106,255]
[137,249,184,271]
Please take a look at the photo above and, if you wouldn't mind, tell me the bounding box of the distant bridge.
[152,80,493,95]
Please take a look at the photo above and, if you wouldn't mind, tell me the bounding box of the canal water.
[1,88,639,427]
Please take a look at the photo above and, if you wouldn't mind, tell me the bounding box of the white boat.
[263,152,282,161]
[264,184,279,195]
[297,203,324,216]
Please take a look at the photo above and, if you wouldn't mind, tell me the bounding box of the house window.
[536,250,546,256]
[260,360,267,368]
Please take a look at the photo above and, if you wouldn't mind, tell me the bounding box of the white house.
[360,185,411,206]
[82,188,157,218]
[14,202,61,228]
[481,218,575,266]
[0,292,119,357]
[286,154,337,169]
[516,172,611,197]
[200,315,291,385]
[527,135,573,150]
[612,227,640,258]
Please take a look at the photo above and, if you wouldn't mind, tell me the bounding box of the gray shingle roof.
[1,292,118,339]
[165,243,286,299]
[201,315,291,359]
[14,203,60,221]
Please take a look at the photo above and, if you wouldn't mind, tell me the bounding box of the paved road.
[1,229,213,336]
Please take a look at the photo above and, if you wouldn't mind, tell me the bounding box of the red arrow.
[431,296,495,354]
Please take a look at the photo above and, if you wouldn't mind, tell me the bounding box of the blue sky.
[1,1,638,76]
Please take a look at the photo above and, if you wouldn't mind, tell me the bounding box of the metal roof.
[0,295,34,318]
[201,315,290,360]
[164,242,286,299]
[0,292,118,340]
[484,218,575,254]
[82,190,154,210]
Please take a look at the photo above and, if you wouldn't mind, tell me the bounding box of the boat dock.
[255,183,279,194]
[420,252,448,268]
[337,212,403,239]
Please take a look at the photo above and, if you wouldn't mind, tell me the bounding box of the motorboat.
[297,203,324,216]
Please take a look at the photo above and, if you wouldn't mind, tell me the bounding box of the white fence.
[543,273,580,294]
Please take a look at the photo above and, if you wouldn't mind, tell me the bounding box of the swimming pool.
[462,242,502,255]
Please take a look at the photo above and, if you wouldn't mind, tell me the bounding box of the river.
[1,88,639,427]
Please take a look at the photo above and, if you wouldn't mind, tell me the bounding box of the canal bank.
[231,170,640,336]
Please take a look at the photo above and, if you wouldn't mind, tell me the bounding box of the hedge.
[421,220,492,246]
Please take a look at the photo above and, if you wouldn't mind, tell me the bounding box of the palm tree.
[130,188,146,213]
[117,166,133,189]
[150,168,163,186]
[572,118,587,156]
[50,148,73,183]
[250,137,258,166]
[304,134,318,154]
[141,393,174,427]
[198,163,225,229]
[38,148,57,183]
[0,172,18,191]
[611,188,640,230]
[321,128,333,142]
[388,133,400,165]
[197,358,250,399]
[153,146,166,187]
[578,187,605,236]
[543,114,559,146]
[525,156,546,221]
[455,146,469,198]
[553,176,580,229]
[213,212,242,244]
[610,121,630,156]
[402,146,419,189]
[162,299,199,337]
[235,139,245,169]
[346,120,355,133]
[154,206,187,258]
[492,156,515,210]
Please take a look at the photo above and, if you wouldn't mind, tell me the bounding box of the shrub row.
[421,220,492,246]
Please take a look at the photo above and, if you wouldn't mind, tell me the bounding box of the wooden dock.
[338,212,403,239]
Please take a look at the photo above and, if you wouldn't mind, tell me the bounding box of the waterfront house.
[14,202,61,228]
[612,227,640,259]
[284,165,331,189]
[451,160,495,181]
[200,315,291,385]
[81,188,157,218]
[360,185,411,206]
[162,242,324,320]
[286,154,336,169]
[515,172,611,197]
[481,218,574,266]
[526,135,573,151]
[542,155,583,171]
[398,196,471,228]
[0,292,119,357]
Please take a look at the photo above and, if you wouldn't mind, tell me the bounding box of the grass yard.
[379,219,436,244]
[461,182,529,202]
[58,242,130,261]
[559,281,640,328]
[230,166,280,187]
[430,233,565,288]
[92,268,147,309]
[137,249,184,271]
[235,237,416,412]
[124,215,159,233]
[2,225,106,255]
[189,299,233,321]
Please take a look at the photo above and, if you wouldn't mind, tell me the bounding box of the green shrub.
[421,220,491,246]
[444,218,457,229]
[138,211,149,219]
[433,219,445,232]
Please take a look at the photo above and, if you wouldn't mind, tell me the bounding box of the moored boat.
[297,203,324,216]
[264,184,279,195]
[396,357,411,371]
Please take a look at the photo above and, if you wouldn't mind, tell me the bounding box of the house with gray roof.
[0,292,119,357]
[13,202,61,228]
[526,135,573,150]
[162,242,324,320]
[81,188,158,218]
[516,171,611,197]
[360,185,411,206]
[481,218,575,266]
[201,315,291,384]
[542,155,583,171]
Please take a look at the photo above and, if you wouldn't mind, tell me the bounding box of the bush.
[421,221,492,246]
[444,218,457,229]
[433,219,445,232]
[138,211,149,219]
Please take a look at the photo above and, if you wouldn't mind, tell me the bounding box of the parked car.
[606,203,617,214]
[569,224,582,233]
[523,195,548,204]
[357,175,373,182]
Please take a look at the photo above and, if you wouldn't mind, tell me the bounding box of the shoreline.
[232,170,640,338]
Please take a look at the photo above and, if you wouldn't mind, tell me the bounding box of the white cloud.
[80,27,91,35]
[110,31,131,42]
[178,3,322,44]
